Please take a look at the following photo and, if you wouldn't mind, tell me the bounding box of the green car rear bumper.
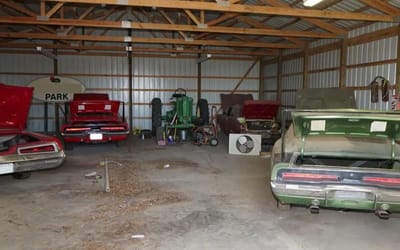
[270,181,400,212]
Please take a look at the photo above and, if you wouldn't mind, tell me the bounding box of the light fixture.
[35,46,58,60]
[196,53,212,64]
[303,0,324,7]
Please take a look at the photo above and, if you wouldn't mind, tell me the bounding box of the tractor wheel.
[151,98,162,136]
[209,138,219,146]
[197,99,209,125]
[156,126,164,142]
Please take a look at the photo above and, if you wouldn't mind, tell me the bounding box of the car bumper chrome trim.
[270,181,400,209]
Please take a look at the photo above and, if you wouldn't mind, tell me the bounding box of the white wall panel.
[355,90,392,111]
[0,54,53,132]
[348,22,397,38]
[347,37,397,65]
[282,58,303,74]
[309,50,340,70]
[132,57,197,130]
[282,92,297,108]
[282,75,303,90]
[263,63,278,101]
[309,39,340,49]
[0,54,53,73]
[346,64,396,88]
[309,71,340,88]
[264,78,277,91]
[202,59,260,102]
[264,63,277,77]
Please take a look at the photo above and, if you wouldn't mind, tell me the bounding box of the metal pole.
[104,157,110,193]
[280,109,286,162]
[128,27,133,132]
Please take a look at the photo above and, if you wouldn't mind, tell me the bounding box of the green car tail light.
[362,176,400,186]
[282,172,340,182]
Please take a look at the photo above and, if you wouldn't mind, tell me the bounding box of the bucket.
[180,130,188,141]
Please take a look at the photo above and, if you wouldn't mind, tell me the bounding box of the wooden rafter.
[359,0,400,16]
[263,0,347,35]
[45,0,395,22]
[159,10,189,39]
[0,17,340,39]
[237,16,305,46]
[0,0,399,57]
[0,31,301,49]
[46,2,64,18]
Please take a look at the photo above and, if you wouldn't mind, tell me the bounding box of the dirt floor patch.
[145,159,199,169]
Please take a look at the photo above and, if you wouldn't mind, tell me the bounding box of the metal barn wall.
[263,23,398,114]
[0,53,54,132]
[308,49,340,89]
[201,58,260,105]
[0,53,259,132]
[281,57,303,108]
[346,23,398,110]
[132,57,197,130]
[263,63,278,101]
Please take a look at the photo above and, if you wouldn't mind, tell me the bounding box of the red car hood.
[242,100,280,119]
[0,83,33,131]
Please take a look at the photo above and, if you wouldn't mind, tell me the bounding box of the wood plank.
[0,31,302,49]
[264,0,347,35]
[46,2,64,17]
[0,0,37,16]
[184,10,200,25]
[360,0,400,16]
[0,42,279,56]
[45,0,395,22]
[0,16,339,39]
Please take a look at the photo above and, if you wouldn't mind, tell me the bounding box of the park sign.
[28,76,85,103]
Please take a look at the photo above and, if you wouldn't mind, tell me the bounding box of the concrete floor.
[1,135,400,250]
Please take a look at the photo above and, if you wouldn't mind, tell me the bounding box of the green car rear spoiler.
[281,109,400,161]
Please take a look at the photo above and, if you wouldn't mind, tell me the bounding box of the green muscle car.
[270,89,400,219]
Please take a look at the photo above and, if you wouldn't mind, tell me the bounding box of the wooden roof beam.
[159,10,189,40]
[0,42,279,56]
[184,10,201,25]
[0,31,302,49]
[237,15,306,46]
[46,0,396,22]
[0,0,37,17]
[46,2,64,18]
[360,0,400,17]
[263,0,347,35]
[0,16,340,39]
[64,6,94,35]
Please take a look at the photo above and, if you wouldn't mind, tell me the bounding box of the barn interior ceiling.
[0,0,399,58]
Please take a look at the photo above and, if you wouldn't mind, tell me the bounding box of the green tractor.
[151,88,217,145]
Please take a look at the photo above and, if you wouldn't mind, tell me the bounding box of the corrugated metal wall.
[347,23,397,110]
[0,53,259,132]
[202,59,259,104]
[0,53,53,131]
[263,22,398,112]
[309,49,340,88]
[282,58,303,108]
[263,63,278,100]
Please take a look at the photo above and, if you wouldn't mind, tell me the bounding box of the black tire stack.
[151,98,162,136]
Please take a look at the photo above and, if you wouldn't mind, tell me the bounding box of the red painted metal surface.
[0,83,33,131]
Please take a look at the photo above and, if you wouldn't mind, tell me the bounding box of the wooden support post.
[339,39,348,88]
[197,54,202,100]
[258,57,264,100]
[396,25,400,95]
[303,45,309,89]
[277,52,282,102]
[53,47,60,135]
[128,29,133,132]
